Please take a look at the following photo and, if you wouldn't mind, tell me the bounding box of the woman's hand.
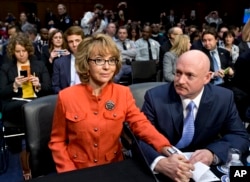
[49,49,70,63]
[14,76,29,88]
[29,75,40,88]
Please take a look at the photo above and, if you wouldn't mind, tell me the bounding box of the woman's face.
[52,32,63,47]
[225,35,234,45]
[14,44,29,63]
[131,29,136,37]
[88,54,117,86]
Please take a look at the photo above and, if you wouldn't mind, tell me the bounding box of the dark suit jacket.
[233,49,250,96]
[139,83,249,164]
[238,41,250,54]
[52,54,71,94]
[0,60,52,108]
[191,40,203,51]
[202,47,233,85]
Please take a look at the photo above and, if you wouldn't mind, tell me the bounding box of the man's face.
[174,55,210,99]
[67,34,83,54]
[40,29,49,41]
[19,13,27,22]
[8,27,17,38]
[117,28,128,41]
[218,27,228,39]
[57,5,66,15]
[202,33,217,51]
[142,27,151,40]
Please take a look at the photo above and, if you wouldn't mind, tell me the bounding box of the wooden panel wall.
[0,0,248,28]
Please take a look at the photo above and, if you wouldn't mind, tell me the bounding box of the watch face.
[167,147,177,155]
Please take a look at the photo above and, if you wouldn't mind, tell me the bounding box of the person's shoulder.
[55,54,71,63]
[1,60,14,69]
[59,84,82,96]
[206,83,232,95]
[150,38,160,46]
[113,83,129,91]
[146,82,170,94]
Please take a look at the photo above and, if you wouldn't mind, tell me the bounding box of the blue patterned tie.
[211,51,223,85]
[175,101,195,149]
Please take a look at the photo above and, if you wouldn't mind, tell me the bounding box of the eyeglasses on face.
[88,58,118,66]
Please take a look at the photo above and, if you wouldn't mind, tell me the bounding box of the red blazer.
[49,83,170,172]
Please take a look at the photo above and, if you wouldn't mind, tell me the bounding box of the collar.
[181,87,204,109]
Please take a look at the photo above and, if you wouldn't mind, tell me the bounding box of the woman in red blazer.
[49,33,193,181]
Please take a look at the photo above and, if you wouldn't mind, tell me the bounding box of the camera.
[56,50,66,57]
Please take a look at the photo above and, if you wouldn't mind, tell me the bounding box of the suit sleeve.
[125,87,171,153]
[205,91,250,163]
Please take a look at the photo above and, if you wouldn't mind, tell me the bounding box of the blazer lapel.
[168,84,184,136]
[63,55,71,85]
[194,85,213,139]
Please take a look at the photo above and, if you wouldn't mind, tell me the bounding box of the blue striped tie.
[175,101,195,149]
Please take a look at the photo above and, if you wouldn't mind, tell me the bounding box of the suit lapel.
[194,85,213,139]
[63,55,71,85]
[168,84,183,136]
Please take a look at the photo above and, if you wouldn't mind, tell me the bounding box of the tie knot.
[211,51,216,56]
[187,101,195,111]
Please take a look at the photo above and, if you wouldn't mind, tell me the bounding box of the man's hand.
[154,155,194,182]
[189,149,213,166]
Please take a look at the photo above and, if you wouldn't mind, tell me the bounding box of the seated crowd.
[0,2,250,181]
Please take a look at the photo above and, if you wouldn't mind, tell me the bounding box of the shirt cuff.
[150,156,166,174]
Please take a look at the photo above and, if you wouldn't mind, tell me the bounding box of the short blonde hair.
[75,33,122,83]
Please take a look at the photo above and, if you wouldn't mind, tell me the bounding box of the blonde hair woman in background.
[162,34,191,82]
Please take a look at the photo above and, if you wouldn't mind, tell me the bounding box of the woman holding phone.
[0,32,51,180]
[41,28,70,77]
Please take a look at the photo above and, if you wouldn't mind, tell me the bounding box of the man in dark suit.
[232,49,250,130]
[139,50,249,179]
[201,28,234,86]
[52,26,84,94]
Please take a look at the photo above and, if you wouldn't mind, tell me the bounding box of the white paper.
[12,97,32,102]
[172,147,220,182]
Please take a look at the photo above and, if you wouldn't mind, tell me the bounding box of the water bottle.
[246,147,250,166]
[228,153,244,167]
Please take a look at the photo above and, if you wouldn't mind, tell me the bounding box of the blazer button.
[74,115,78,120]
[93,111,98,115]
[113,113,117,117]
[73,154,77,158]
[94,128,98,132]
[94,159,98,163]
[94,143,98,147]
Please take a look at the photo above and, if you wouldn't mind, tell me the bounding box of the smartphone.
[20,70,28,77]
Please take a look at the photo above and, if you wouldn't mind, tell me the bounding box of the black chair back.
[131,61,157,83]
[22,94,58,178]
[129,82,166,109]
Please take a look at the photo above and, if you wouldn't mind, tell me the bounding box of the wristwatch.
[164,147,178,157]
